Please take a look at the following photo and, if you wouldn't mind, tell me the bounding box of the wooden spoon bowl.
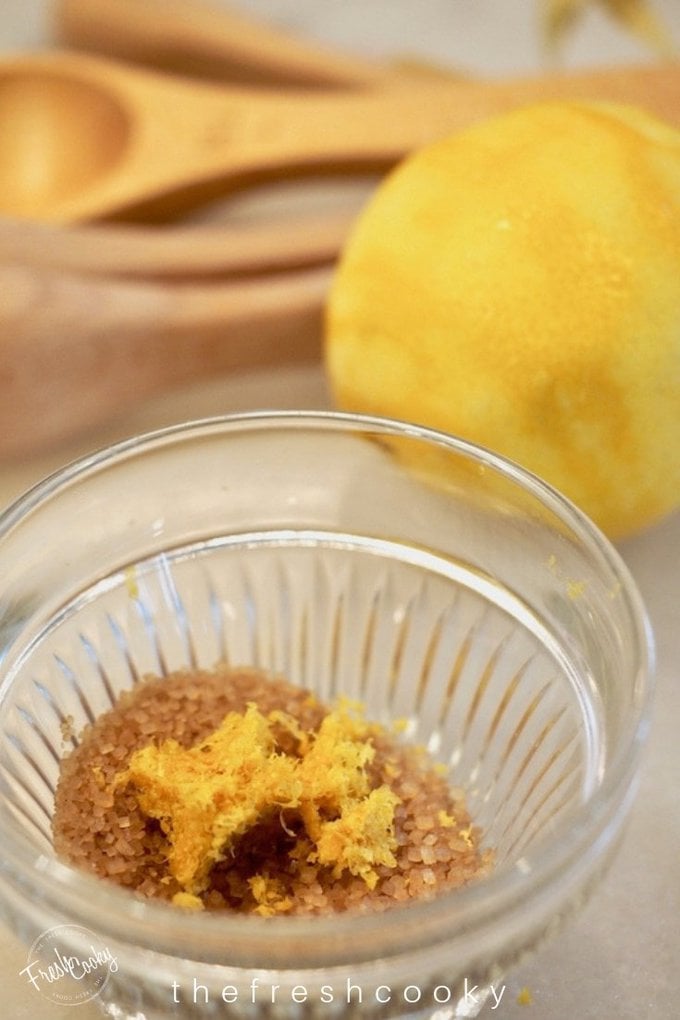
[0,67,130,219]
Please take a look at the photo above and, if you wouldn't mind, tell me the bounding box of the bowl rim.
[0,409,655,966]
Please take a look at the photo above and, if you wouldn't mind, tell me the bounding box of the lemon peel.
[326,101,680,538]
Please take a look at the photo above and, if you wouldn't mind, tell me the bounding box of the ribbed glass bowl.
[0,412,653,1019]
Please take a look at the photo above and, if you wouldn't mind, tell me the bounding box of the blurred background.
[0,3,678,1018]
[0,0,679,500]
[2,0,680,70]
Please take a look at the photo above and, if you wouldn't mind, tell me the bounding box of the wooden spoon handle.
[277,62,680,164]
[0,209,359,279]
[483,61,680,126]
[0,262,330,458]
[37,53,680,224]
[54,0,385,88]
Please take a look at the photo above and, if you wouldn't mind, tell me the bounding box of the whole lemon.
[325,102,680,539]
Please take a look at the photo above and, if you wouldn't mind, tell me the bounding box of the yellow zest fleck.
[392,717,409,734]
[248,874,294,916]
[459,826,474,848]
[124,566,139,599]
[438,810,456,828]
[566,579,587,600]
[172,891,205,911]
[517,985,533,1006]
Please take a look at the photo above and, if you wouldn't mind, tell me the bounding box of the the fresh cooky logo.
[20,923,118,1005]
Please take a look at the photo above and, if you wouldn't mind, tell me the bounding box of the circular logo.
[20,924,118,1005]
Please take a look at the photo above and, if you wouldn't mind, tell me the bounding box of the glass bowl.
[0,411,653,1019]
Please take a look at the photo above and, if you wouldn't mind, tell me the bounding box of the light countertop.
[1,3,679,1018]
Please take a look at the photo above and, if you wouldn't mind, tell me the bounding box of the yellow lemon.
[325,102,680,539]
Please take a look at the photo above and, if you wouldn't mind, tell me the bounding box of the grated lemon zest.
[116,701,400,899]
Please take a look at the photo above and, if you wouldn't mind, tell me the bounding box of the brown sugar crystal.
[53,666,493,915]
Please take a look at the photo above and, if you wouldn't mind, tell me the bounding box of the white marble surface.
[0,2,679,1018]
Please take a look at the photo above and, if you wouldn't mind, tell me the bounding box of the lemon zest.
[116,702,400,898]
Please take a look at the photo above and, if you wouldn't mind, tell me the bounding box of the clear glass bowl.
[0,412,653,1019]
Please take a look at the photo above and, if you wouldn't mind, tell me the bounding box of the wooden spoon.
[0,260,331,459]
[54,0,387,89]
[55,0,463,90]
[1,50,679,225]
[0,208,359,279]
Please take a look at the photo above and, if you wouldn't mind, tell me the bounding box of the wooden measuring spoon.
[55,0,387,89]
[1,50,679,224]
[0,259,331,458]
[0,207,360,279]
[54,0,470,91]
